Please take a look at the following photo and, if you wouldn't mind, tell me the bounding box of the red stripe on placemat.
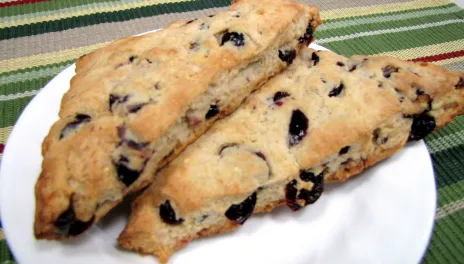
[0,0,50,8]
[0,144,4,154]
[411,50,464,62]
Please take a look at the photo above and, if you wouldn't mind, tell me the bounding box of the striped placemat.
[0,0,463,263]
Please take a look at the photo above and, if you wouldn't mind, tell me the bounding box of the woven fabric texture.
[0,0,463,263]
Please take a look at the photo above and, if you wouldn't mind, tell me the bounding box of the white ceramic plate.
[0,43,436,264]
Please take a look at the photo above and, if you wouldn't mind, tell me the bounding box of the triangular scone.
[34,0,322,239]
[118,47,464,263]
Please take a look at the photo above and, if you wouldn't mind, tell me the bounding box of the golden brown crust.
[34,0,321,239]
[118,47,463,262]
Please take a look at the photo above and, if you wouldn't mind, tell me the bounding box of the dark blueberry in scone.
[297,187,322,206]
[117,125,126,138]
[382,65,399,78]
[115,161,141,187]
[297,171,324,206]
[372,128,389,144]
[285,180,301,211]
[205,104,219,119]
[221,31,245,47]
[190,42,199,50]
[185,19,196,25]
[408,113,436,141]
[109,94,129,111]
[273,91,290,106]
[456,77,464,89]
[54,206,94,236]
[328,82,344,97]
[278,49,297,65]
[415,88,425,95]
[255,151,266,160]
[225,192,257,224]
[298,23,313,43]
[127,103,147,114]
[218,143,238,155]
[273,91,290,102]
[129,56,138,63]
[127,140,149,150]
[159,200,184,225]
[299,170,321,183]
[339,146,350,155]
[288,109,309,147]
[311,52,320,66]
[59,114,92,139]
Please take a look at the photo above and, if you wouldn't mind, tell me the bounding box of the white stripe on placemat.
[0,89,40,101]
[436,199,464,220]
[0,63,69,86]
[315,19,464,44]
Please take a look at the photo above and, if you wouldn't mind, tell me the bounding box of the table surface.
[0,0,463,263]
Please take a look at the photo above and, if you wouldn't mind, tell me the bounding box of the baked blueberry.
[328,83,344,97]
[408,113,436,141]
[273,91,290,106]
[185,19,196,25]
[127,103,147,113]
[159,200,184,225]
[255,152,266,160]
[190,42,199,50]
[205,104,219,119]
[109,94,129,111]
[55,206,94,236]
[382,65,399,78]
[297,187,322,205]
[127,140,149,150]
[456,77,463,89]
[297,171,323,205]
[273,91,290,103]
[129,56,138,63]
[218,143,238,155]
[59,114,91,139]
[298,23,313,43]
[285,180,301,211]
[311,52,320,66]
[225,192,257,224]
[288,109,309,147]
[278,49,296,65]
[299,169,323,185]
[372,128,389,144]
[339,146,350,155]
[115,162,140,187]
[221,31,245,47]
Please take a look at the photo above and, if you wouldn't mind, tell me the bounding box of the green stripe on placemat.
[0,0,122,17]
[318,22,464,56]
[0,240,14,264]
[422,210,464,263]
[0,0,230,40]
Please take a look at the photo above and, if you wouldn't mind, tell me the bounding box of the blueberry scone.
[118,47,464,262]
[34,0,322,239]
